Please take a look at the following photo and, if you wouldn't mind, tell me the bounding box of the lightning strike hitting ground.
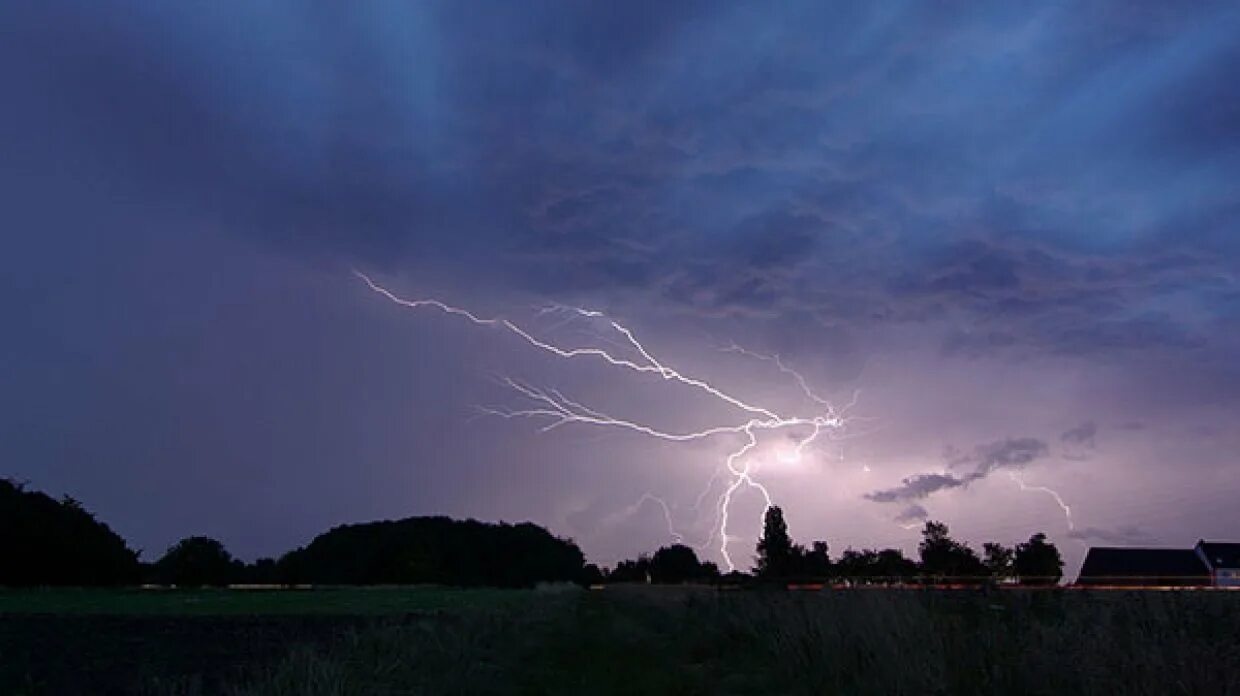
[355,270,856,570]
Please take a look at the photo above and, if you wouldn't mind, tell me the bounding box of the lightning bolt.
[603,493,685,545]
[355,271,857,571]
[720,343,847,410]
[1009,471,1075,534]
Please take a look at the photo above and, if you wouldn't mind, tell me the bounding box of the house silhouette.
[1195,540,1240,588]
[1077,540,1240,587]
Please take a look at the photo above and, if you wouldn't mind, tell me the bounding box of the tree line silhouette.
[2,479,584,588]
[2,479,1063,588]
[277,517,584,587]
[599,506,1064,586]
[1,479,140,586]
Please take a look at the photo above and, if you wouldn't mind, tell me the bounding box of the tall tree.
[918,520,986,582]
[755,505,795,579]
[1013,533,1064,585]
[983,542,1015,581]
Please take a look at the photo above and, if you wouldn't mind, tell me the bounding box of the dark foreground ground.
[3,586,1239,695]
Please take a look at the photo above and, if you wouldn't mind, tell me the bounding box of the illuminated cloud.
[949,438,1050,477]
[865,474,966,504]
[866,438,1050,506]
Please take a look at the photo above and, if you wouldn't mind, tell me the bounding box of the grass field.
[0,585,530,616]
[3,586,1239,695]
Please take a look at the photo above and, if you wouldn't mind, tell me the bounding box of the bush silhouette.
[1014,532,1064,585]
[607,554,652,583]
[918,520,986,583]
[983,542,1016,581]
[152,536,241,587]
[649,544,720,583]
[277,516,585,588]
[0,479,140,586]
[836,548,917,584]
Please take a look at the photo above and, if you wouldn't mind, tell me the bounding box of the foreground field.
[0,586,528,616]
[3,586,1239,695]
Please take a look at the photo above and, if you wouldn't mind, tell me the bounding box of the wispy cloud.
[1061,421,1098,448]
[866,437,1049,505]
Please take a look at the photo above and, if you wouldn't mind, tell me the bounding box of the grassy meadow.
[3,586,1239,695]
[0,585,529,616]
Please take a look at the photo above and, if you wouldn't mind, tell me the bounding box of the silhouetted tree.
[608,555,652,583]
[1013,532,1064,585]
[873,548,918,583]
[836,548,874,583]
[153,536,239,587]
[277,516,585,588]
[918,521,986,583]
[835,548,917,584]
[718,569,751,588]
[579,563,605,586]
[800,540,832,578]
[648,544,720,584]
[0,479,140,586]
[983,542,1015,581]
[240,557,279,584]
[755,505,796,580]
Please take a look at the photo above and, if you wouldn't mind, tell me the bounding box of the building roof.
[1077,547,1210,585]
[1196,541,1240,569]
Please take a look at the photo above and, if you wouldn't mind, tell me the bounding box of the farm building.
[1076,540,1240,587]
[1195,540,1240,588]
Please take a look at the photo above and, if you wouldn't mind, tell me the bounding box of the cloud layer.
[3,2,1239,573]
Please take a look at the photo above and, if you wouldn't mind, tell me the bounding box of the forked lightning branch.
[355,270,859,570]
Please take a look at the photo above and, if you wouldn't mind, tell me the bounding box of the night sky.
[4,2,1239,574]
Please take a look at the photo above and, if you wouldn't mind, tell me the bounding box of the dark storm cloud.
[865,474,966,504]
[6,1,1237,352]
[9,1,1240,342]
[866,437,1049,505]
[889,243,1023,297]
[1,3,483,267]
[941,329,1019,358]
[5,0,1240,563]
[658,210,826,316]
[1061,422,1098,449]
[949,438,1050,477]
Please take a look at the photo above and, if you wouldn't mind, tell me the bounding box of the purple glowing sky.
[3,2,1239,575]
